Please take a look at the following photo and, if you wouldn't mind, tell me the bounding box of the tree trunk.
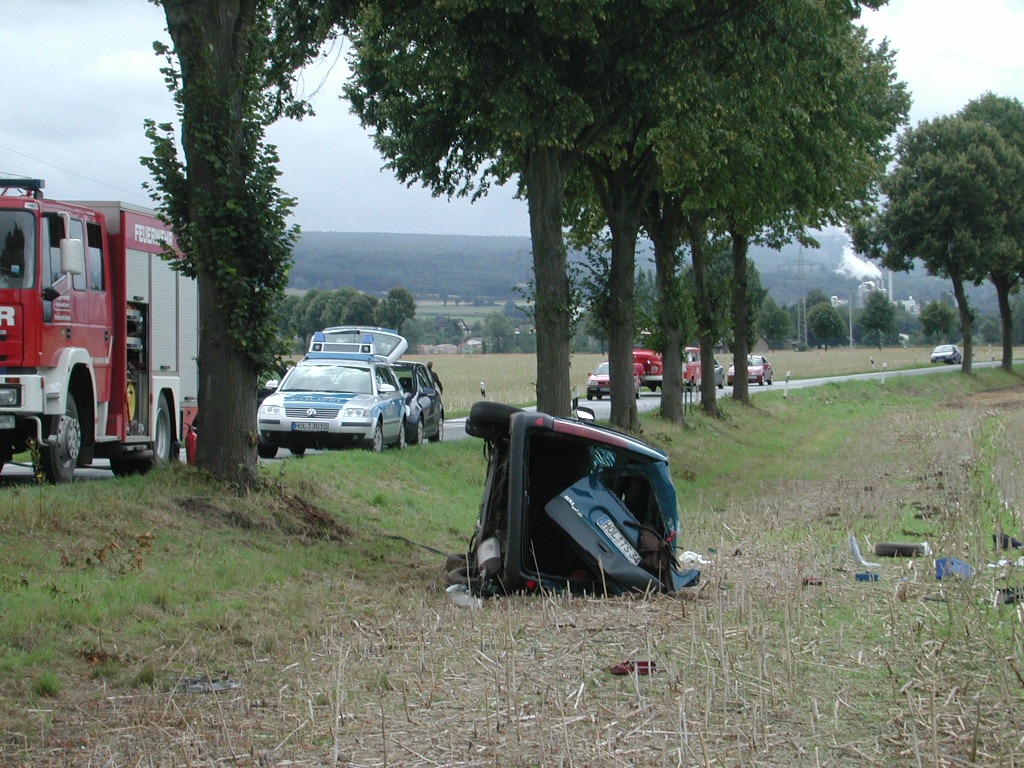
[655,237,684,427]
[644,195,685,426]
[950,271,974,375]
[689,220,718,418]
[524,147,572,417]
[195,272,260,486]
[163,0,261,488]
[605,200,641,434]
[730,230,751,403]
[992,272,1015,371]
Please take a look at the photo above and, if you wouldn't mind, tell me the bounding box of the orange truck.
[633,346,703,391]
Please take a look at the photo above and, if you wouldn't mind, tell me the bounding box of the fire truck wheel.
[153,394,172,465]
[111,394,172,476]
[40,393,81,484]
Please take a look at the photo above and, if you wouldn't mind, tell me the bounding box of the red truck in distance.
[632,346,703,391]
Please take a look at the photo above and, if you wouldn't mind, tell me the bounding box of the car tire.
[365,421,384,452]
[466,401,523,442]
[429,414,444,443]
[586,393,593,401]
[290,446,306,456]
[411,418,424,446]
[257,444,278,459]
[394,420,407,450]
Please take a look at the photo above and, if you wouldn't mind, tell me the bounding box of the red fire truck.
[0,179,198,482]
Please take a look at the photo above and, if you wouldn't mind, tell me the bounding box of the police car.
[257,332,407,457]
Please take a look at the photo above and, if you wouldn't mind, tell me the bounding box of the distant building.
[857,280,888,307]
[436,316,471,335]
[897,296,921,316]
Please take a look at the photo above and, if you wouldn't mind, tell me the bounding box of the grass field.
[2,367,1023,765]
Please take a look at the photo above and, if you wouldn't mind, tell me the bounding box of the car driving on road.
[727,354,774,386]
[586,361,641,400]
[930,344,962,364]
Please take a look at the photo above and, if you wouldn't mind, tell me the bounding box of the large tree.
[144,0,343,487]
[655,8,908,404]
[878,113,1023,373]
[807,302,847,348]
[958,94,1024,371]
[346,0,643,417]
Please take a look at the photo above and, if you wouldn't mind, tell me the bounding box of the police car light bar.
[309,330,376,355]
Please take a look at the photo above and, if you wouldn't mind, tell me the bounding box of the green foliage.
[374,286,417,332]
[859,290,898,348]
[757,296,793,350]
[919,299,959,342]
[881,114,1020,280]
[807,302,847,347]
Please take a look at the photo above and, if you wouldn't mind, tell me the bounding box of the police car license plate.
[292,421,328,432]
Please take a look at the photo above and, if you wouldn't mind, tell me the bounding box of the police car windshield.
[282,364,373,394]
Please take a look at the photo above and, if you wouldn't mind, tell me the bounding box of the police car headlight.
[342,406,371,419]
[0,386,20,406]
[259,403,282,416]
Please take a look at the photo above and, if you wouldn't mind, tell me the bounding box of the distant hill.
[289,232,534,300]
[289,229,996,312]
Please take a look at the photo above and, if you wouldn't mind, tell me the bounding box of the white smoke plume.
[835,244,882,280]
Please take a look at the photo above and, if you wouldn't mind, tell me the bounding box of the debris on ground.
[609,660,657,675]
[874,541,931,557]
[935,556,975,580]
[848,533,880,568]
[177,676,241,693]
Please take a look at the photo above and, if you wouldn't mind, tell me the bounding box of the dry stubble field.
[11,372,1024,767]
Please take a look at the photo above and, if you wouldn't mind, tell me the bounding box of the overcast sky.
[1,0,1021,237]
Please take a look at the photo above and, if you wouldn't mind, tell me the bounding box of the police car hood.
[274,391,377,408]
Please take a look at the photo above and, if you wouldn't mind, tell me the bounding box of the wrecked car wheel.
[466,402,523,441]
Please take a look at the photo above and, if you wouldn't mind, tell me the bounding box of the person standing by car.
[426,360,444,394]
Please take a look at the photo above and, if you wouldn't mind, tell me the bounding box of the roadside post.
[784,371,791,398]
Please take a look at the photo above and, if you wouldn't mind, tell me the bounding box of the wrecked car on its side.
[447,402,698,597]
